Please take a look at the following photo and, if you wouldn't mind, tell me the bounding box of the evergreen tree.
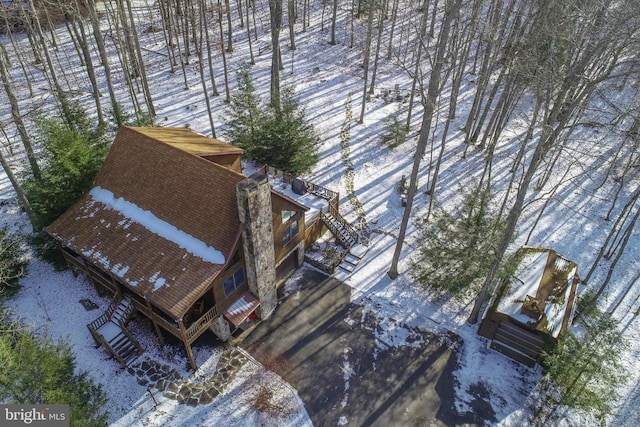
[380,108,409,148]
[24,107,109,231]
[227,69,318,175]
[261,86,318,175]
[410,183,513,298]
[538,314,627,422]
[0,317,109,427]
[0,228,26,295]
[226,65,264,153]
[22,106,109,265]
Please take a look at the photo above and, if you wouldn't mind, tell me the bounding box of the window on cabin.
[282,220,299,245]
[224,268,245,297]
[282,210,296,223]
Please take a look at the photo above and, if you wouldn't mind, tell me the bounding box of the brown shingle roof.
[47,126,246,320]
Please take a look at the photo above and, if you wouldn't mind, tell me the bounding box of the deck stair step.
[336,244,368,276]
[87,295,143,368]
[490,340,537,368]
[321,210,358,249]
[490,321,545,367]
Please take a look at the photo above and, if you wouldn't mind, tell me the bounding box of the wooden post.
[177,319,197,370]
[146,300,165,346]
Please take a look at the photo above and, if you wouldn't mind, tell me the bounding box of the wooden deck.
[63,247,220,369]
[490,321,545,367]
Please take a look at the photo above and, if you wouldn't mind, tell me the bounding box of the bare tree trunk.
[203,0,220,95]
[198,0,216,136]
[357,0,375,123]
[236,0,245,28]
[217,0,231,102]
[69,2,104,125]
[349,0,354,48]
[288,0,296,50]
[604,139,639,220]
[0,126,34,227]
[582,202,640,315]
[368,2,385,94]
[385,0,399,59]
[330,0,339,45]
[0,18,33,97]
[609,270,640,316]
[405,0,429,128]
[169,0,191,90]
[21,8,43,66]
[225,0,234,52]
[87,0,120,121]
[105,0,143,110]
[28,0,71,124]
[583,186,640,285]
[158,0,177,73]
[269,0,283,111]
[388,0,462,279]
[124,0,156,116]
[0,42,40,179]
[245,0,255,64]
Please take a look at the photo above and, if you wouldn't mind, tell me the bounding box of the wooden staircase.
[320,208,358,249]
[490,321,545,367]
[337,244,368,274]
[87,295,143,368]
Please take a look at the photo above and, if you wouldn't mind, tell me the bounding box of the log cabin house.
[478,247,580,367]
[46,126,347,370]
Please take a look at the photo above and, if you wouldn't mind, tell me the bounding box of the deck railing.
[152,313,183,339]
[185,306,218,343]
[261,165,339,207]
[149,306,218,344]
[322,206,358,247]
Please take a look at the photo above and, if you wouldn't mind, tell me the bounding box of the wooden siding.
[271,193,307,263]
[200,153,242,173]
[212,260,250,314]
[304,212,325,249]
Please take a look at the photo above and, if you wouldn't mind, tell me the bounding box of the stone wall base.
[209,316,231,341]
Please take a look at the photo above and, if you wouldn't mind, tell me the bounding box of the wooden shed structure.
[47,126,310,369]
[478,247,580,367]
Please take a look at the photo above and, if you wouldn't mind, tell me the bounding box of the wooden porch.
[63,247,220,369]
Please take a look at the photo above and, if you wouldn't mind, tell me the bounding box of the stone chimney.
[236,173,277,319]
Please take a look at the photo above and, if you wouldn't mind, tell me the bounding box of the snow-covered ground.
[1,1,639,426]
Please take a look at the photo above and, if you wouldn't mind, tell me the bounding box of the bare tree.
[0,126,34,227]
[0,42,40,179]
[468,0,640,324]
[87,0,120,122]
[268,0,283,110]
[368,1,385,94]
[217,0,232,102]
[225,0,234,52]
[388,0,462,279]
[329,0,339,45]
[357,0,375,123]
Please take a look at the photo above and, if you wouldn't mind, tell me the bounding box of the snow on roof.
[545,266,577,337]
[268,177,331,221]
[90,186,225,265]
[497,250,549,324]
[223,292,260,328]
[495,248,578,338]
